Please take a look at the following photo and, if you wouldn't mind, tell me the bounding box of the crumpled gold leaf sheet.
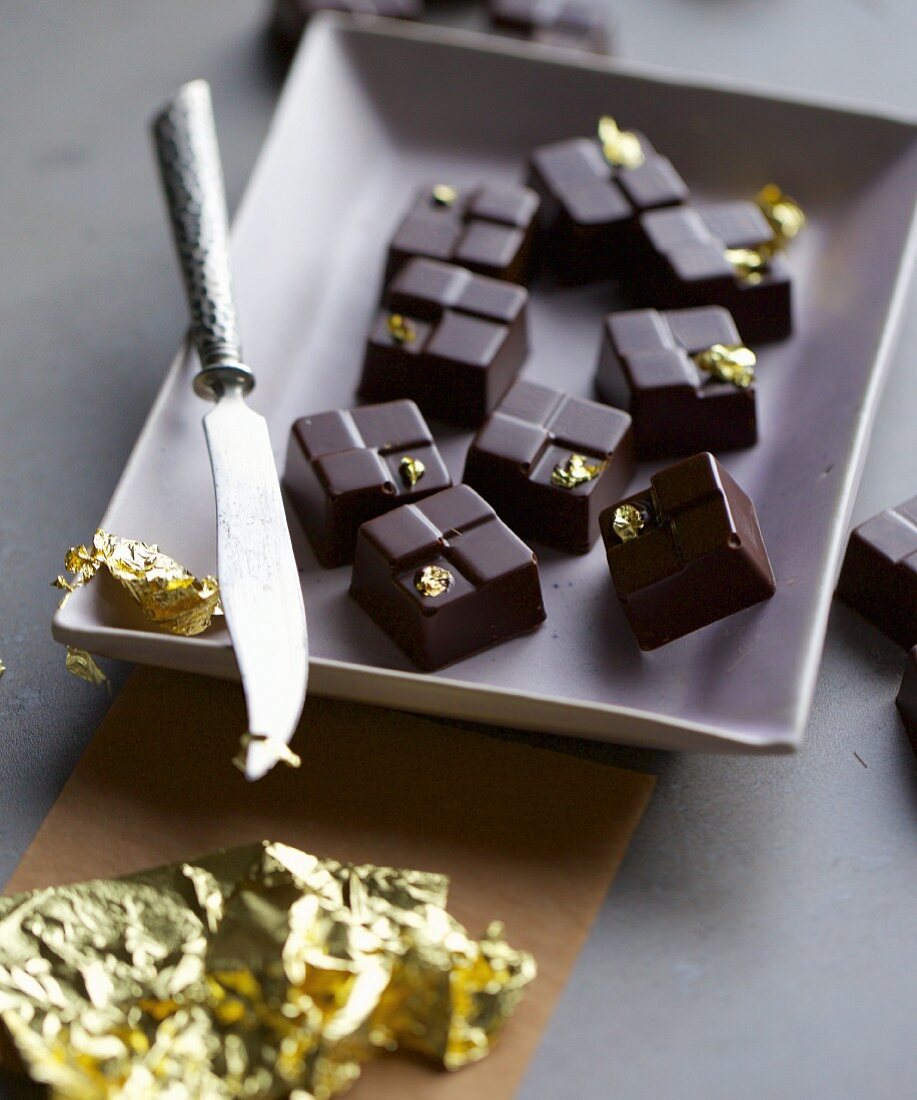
[54,530,220,637]
[0,841,535,1099]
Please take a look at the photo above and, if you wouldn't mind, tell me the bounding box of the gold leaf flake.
[692,343,757,388]
[399,455,426,488]
[550,453,606,490]
[612,503,646,542]
[755,183,805,247]
[725,183,805,284]
[415,564,453,598]
[232,733,302,775]
[386,313,417,345]
[597,115,645,168]
[64,646,111,693]
[431,183,458,206]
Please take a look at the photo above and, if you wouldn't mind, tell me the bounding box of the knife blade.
[152,80,308,780]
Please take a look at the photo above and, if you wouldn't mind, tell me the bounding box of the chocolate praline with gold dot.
[599,452,776,650]
[463,379,634,554]
[284,400,451,568]
[350,485,546,671]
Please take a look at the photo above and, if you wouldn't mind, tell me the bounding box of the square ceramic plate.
[54,16,917,753]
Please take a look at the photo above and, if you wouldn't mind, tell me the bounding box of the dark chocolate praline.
[360,258,529,429]
[284,400,450,568]
[350,484,546,670]
[528,120,688,285]
[896,647,917,757]
[599,452,776,650]
[836,496,917,650]
[385,182,540,285]
[464,379,634,554]
[596,306,757,458]
[637,202,792,343]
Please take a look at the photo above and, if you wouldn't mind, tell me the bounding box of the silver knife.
[152,80,308,781]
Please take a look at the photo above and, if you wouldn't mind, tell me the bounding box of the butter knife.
[152,80,308,780]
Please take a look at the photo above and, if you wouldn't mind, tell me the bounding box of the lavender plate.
[54,17,917,753]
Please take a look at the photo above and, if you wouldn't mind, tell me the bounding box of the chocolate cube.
[360,258,529,428]
[638,202,792,343]
[284,400,451,568]
[596,306,757,458]
[599,452,776,649]
[836,496,917,649]
[464,380,634,554]
[896,647,917,756]
[527,122,688,285]
[489,0,610,54]
[385,183,540,285]
[351,484,546,670]
[271,0,422,55]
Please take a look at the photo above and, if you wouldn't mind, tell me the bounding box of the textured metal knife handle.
[152,80,254,399]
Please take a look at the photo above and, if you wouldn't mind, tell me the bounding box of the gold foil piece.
[55,530,220,637]
[597,116,645,169]
[386,313,417,345]
[612,503,645,542]
[65,647,111,692]
[232,733,302,775]
[0,842,534,1098]
[431,183,458,206]
[0,659,5,679]
[692,343,757,388]
[755,183,805,246]
[415,565,453,598]
[550,453,606,490]
[398,455,425,488]
[725,183,805,284]
[723,245,769,284]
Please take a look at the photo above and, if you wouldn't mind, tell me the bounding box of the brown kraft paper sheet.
[5,666,655,1098]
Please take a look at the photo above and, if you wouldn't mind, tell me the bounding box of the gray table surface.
[1,2,915,1097]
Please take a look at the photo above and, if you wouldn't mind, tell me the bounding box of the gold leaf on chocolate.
[612,503,646,543]
[54,530,221,637]
[597,116,645,169]
[0,842,535,1099]
[398,455,426,488]
[415,564,453,598]
[724,245,771,284]
[755,183,805,247]
[550,453,605,490]
[431,183,458,206]
[386,313,417,345]
[692,343,757,388]
[725,184,805,284]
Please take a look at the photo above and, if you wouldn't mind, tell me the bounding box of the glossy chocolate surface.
[836,496,917,649]
[527,130,688,285]
[271,0,422,53]
[896,647,917,756]
[360,258,529,428]
[638,202,792,343]
[464,379,634,554]
[489,0,610,53]
[350,484,546,670]
[597,306,757,458]
[284,400,450,567]
[385,183,540,285]
[599,452,776,650]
